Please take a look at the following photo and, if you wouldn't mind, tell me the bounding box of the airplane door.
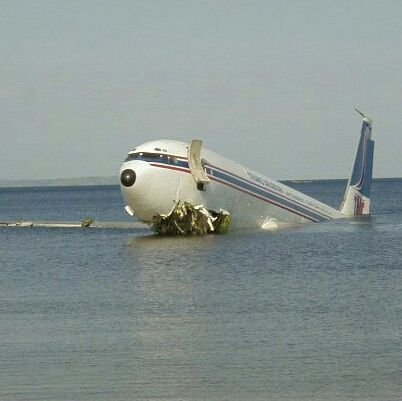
[187,139,210,190]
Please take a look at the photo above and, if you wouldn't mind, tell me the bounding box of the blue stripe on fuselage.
[144,157,331,222]
[206,164,335,221]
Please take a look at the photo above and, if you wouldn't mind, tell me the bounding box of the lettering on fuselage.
[246,171,284,194]
[246,170,332,218]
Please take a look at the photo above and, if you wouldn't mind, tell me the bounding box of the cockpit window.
[124,152,180,165]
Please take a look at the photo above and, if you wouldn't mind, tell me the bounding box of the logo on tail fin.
[354,195,365,216]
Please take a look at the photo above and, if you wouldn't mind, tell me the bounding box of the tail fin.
[340,110,375,217]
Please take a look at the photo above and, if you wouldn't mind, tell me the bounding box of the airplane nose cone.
[120,169,136,187]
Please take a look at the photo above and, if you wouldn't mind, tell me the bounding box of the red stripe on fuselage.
[209,176,317,222]
[149,163,191,174]
[149,163,317,222]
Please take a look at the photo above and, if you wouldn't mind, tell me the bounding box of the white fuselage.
[119,139,344,229]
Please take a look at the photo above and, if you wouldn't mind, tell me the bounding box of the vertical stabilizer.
[340,110,374,216]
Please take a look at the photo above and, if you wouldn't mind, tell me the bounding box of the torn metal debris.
[81,217,94,227]
[150,201,231,235]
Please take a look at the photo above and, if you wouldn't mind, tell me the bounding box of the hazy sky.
[1,0,402,180]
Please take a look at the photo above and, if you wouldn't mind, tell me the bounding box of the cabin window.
[124,152,177,164]
[169,156,179,165]
[125,152,163,162]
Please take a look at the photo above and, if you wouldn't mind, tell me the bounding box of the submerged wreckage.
[119,111,374,235]
[151,202,231,235]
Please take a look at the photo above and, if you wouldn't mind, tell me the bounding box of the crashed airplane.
[119,110,374,234]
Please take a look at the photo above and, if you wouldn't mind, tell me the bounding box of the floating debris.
[81,217,94,228]
[150,201,231,235]
[0,220,146,229]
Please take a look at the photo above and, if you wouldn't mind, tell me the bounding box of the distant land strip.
[0,176,400,188]
[0,176,118,188]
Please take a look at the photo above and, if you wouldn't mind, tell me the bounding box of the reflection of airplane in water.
[119,110,374,231]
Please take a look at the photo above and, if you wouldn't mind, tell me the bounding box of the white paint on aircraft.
[119,112,374,231]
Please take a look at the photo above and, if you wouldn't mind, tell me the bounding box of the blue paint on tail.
[340,112,375,216]
[349,119,375,198]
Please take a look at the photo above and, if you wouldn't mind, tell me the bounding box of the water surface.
[1,180,401,400]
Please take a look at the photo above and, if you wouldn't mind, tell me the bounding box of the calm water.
[0,180,401,401]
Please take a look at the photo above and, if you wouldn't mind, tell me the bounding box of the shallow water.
[0,180,401,400]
